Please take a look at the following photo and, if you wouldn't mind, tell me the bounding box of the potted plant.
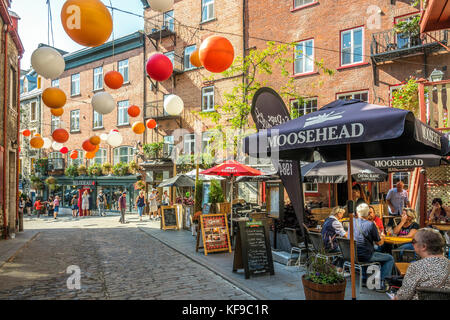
[209,180,224,214]
[101,162,112,175]
[143,142,164,159]
[77,164,88,176]
[129,160,140,174]
[30,175,44,191]
[302,255,346,300]
[44,176,58,191]
[134,179,145,190]
[65,164,79,177]
[88,163,102,176]
[112,162,129,176]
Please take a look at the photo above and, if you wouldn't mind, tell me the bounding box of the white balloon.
[164,94,184,116]
[100,133,109,141]
[107,132,123,147]
[31,47,65,80]
[148,0,174,12]
[92,92,115,115]
[43,138,52,149]
[52,142,63,150]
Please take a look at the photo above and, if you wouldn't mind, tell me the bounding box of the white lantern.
[107,132,123,147]
[92,92,115,115]
[148,0,174,12]
[31,47,65,80]
[100,133,109,141]
[164,94,184,116]
[43,138,52,149]
[52,142,63,150]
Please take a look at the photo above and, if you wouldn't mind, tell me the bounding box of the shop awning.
[359,154,449,172]
[420,0,450,33]
[157,174,195,188]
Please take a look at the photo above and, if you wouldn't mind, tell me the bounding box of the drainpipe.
[2,24,10,238]
[16,56,22,231]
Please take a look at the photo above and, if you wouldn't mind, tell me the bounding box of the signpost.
[199,214,231,256]
[161,205,178,230]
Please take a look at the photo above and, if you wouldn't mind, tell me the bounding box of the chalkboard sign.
[161,206,178,230]
[233,220,274,279]
[200,214,232,256]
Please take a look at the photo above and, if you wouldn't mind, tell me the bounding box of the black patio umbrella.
[243,92,449,300]
[157,174,195,188]
[359,154,449,172]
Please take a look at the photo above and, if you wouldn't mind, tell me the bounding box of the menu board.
[200,214,232,256]
[233,220,274,279]
[161,206,178,230]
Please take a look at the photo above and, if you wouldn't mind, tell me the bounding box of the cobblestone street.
[0,215,255,300]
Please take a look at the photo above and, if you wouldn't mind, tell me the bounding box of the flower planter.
[302,275,346,300]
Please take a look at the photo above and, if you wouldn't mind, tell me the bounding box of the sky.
[11,0,146,69]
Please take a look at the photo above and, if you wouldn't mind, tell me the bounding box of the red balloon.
[60,147,69,154]
[146,119,157,129]
[146,53,173,82]
[104,71,124,89]
[52,128,69,143]
[199,36,234,73]
[82,140,96,152]
[22,129,31,137]
[70,151,78,159]
[127,105,141,117]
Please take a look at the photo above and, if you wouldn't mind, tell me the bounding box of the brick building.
[0,0,24,239]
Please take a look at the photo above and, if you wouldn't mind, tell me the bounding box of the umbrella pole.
[347,144,357,300]
[230,176,234,246]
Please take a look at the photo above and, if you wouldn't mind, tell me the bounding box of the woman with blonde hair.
[394,208,420,260]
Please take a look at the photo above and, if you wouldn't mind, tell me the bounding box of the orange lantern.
[70,150,78,159]
[34,133,41,137]
[82,139,96,152]
[22,129,31,137]
[61,0,113,47]
[52,128,69,144]
[199,36,234,73]
[132,122,145,134]
[85,151,96,159]
[89,136,101,146]
[30,136,44,149]
[104,70,124,89]
[42,88,67,109]
[146,119,157,129]
[127,105,140,117]
[51,108,64,117]
[190,49,202,68]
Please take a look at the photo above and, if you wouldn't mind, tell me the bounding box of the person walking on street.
[34,198,43,218]
[25,197,32,216]
[53,196,60,219]
[46,196,54,217]
[162,190,170,206]
[81,190,89,218]
[148,189,158,221]
[118,191,127,224]
[97,189,107,217]
[135,190,146,222]
[71,195,79,218]
[87,190,93,216]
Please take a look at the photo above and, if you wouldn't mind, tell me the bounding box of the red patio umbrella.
[201,160,263,239]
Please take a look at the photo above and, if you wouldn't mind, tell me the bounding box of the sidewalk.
[0,229,40,269]
[138,223,389,300]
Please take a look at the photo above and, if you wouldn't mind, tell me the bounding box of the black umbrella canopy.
[301,160,387,183]
[359,154,448,172]
[157,174,195,188]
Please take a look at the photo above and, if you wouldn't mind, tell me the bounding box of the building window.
[393,172,410,190]
[202,86,214,112]
[49,152,63,159]
[184,134,195,155]
[304,182,318,193]
[341,27,364,66]
[52,79,59,88]
[30,102,37,122]
[294,0,315,8]
[114,146,134,164]
[92,148,107,165]
[395,14,420,49]
[163,10,174,31]
[51,115,60,132]
[93,66,103,91]
[93,110,103,129]
[118,59,129,83]
[117,100,129,125]
[165,51,175,68]
[291,98,318,118]
[184,45,196,71]
[71,73,80,96]
[337,91,369,102]
[294,40,314,74]
[69,150,84,166]
[70,110,80,132]
[10,67,17,109]
[164,136,174,157]
[201,0,214,22]
[202,131,213,151]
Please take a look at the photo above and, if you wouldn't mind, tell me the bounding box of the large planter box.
[302,275,346,300]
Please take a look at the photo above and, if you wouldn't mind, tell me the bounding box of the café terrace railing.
[424,81,450,132]
[144,100,181,120]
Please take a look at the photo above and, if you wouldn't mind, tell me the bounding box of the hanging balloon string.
[109,0,116,70]
[47,0,55,47]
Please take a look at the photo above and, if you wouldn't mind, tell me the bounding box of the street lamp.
[430,68,444,82]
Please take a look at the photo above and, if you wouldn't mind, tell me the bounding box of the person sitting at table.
[350,203,394,292]
[392,208,420,261]
[322,206,347,270]
[428,198,449,223]
[394,228,450,300]
[352,184,368,209]
[368,205,384,234]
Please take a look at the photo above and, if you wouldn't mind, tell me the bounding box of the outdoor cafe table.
[430,223,450,232]
[384,236,413,245]
[395,262,410,276]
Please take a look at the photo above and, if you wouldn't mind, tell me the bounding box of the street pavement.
[0,214,255,300]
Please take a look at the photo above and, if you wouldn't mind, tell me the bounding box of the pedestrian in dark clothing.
[118,191,127,224]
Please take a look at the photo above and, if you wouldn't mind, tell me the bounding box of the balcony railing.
[144,100,181,120]
[371,29,448,63]
[48,158,65,173]
[145,13,176,40]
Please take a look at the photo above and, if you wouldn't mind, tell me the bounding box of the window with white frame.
[30,102,37,121]
[118,59,129,83]
[93,110,103,129]
[201,0,214,22]
[165,51,175,68]
[163,10,174,31]
[70,110,80,132]
[114,146,134,164]
[303,182,319,193]
[49,152,63,159]
[71,73,80,96]
[93,66,103,91]
[392,172,410,190]
[341,27,363,66]
[337,91,368,102]
[92,148,107,165]
[184,45,196,71]
[117,100,129,125]
[295,39,314,74]
[51,79,59,88]
[291,98,317,118]
[51,115,60,132]
[184,134,195,155]
[294,0,315,8]
[69,150,84,166]
[202,86,214,112]
[164,136,174,157]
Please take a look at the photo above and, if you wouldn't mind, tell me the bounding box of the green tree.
[209,180,224,212]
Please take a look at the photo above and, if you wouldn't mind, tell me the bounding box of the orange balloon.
[93,144,100,153]
[51,108,64,117]
[199,36,234,73]
[190,49,202,68]
[132,122,145,134]
[82,139,96,152]
[127,105,140,117]
[89,136,101,145]
[146,119,157,129]
[70,151,78,159]
[104,71,124,89]
[34,133,41,137]
[30,137,44,149]
[85,151,96,159]
[61,0,113,47]
[52,128,69,143]
[43,88,67,109]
